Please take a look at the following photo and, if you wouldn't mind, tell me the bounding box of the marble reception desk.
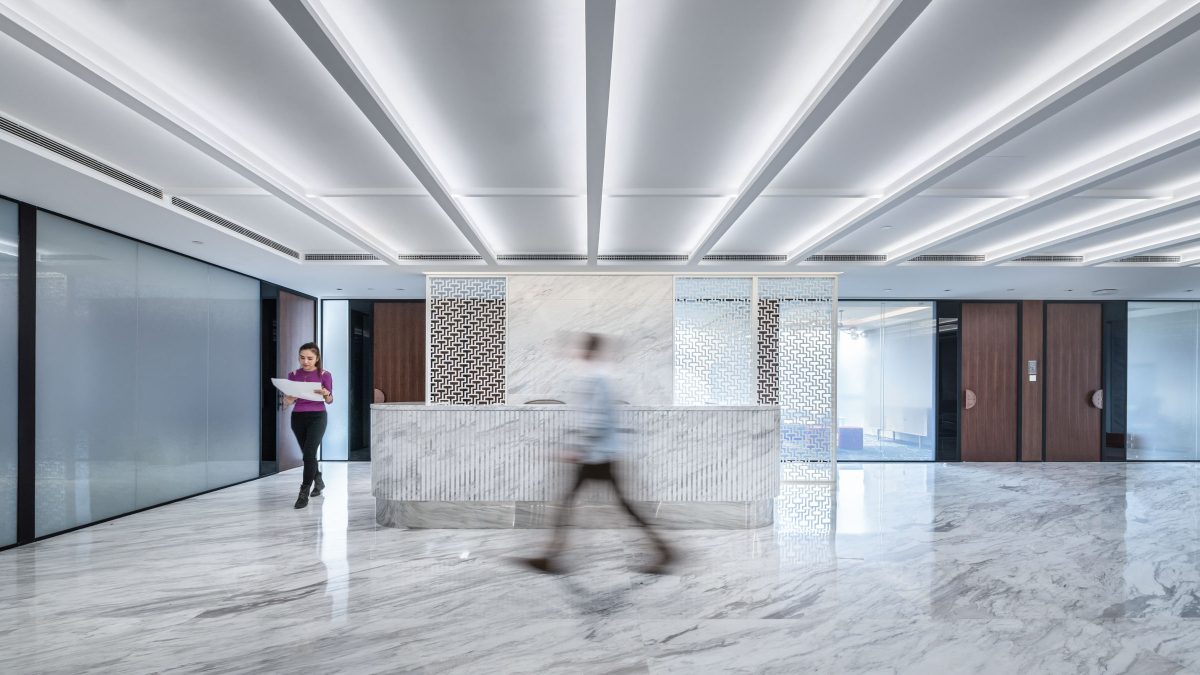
[371,404,780,529]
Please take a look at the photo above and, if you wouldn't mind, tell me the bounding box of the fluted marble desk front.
[371,404,780,529]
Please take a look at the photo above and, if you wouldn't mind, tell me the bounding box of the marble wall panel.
[506,275,674,405]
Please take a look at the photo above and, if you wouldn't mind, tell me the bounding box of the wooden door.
[372,302,426,403]
[276,290,315,471]
[961,303,1019,461]
[1044,303,1102,461]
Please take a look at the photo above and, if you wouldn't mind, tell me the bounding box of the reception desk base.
[371,404,780,530]
[377,499,773,530]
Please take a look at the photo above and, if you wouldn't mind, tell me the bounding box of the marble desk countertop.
[371,403,780,411]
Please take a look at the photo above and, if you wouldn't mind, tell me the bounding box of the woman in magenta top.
[283,342,333,509]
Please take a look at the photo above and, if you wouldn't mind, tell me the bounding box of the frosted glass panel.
[1128,302,1200,461]
[207,268,261,487]
[837,301,935,461]
[0,199,17,546]
[133,246,209,507]
[321,300,349,460]
[36,213,139,536]
[673,278,755,405]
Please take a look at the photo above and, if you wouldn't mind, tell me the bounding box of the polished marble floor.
[2,461,1199,674]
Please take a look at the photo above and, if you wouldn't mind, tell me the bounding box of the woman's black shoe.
[311,472,325,497]
[294,485,311,509]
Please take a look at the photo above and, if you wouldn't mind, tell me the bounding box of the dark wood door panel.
[961,303,1019,462]
[1045,303,1102,462]
[373,302,426,403]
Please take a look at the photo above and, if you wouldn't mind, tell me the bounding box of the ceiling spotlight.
[943,289,951,292]
[191,240,203,244]
[1006,288,1016,292]
[336,288,343,291]
[1186,289,1195,293]
[1092,289,1118,296]
[881,225,893,230]
[395,288,405,291]
[367,288,374,291]
[883,288,893,292]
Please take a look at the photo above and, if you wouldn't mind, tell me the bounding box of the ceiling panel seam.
[585,0,616,263]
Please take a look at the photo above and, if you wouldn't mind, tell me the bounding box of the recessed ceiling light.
[395,288,405,291]
[1006,288,1016,291]
[1186,289,1195,293]
[881,225,893,230]
[367,288,374,291]
[336,288,343,291]
[191,240,203,244]
[1066,289,1074,292]
[883,288,893,292]
[943,289,951,292]
[1092,288,1118,296]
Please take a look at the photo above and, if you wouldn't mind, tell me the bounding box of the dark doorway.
[960,302,1019,462]
[348,301,374,461]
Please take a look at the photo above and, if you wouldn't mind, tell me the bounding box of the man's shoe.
[311,473,325,497]
[294,485,311,509]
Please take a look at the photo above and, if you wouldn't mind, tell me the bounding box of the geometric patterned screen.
[758,277,837,482]
[427,276,507,404]
[672,275,837,483]
[674,277,756,405]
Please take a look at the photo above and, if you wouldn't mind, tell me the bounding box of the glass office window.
[0,199,17,546]
[837,301,936,461]
[36,213,139,536]
[207,267,261,487]
[1128,302,1200,461]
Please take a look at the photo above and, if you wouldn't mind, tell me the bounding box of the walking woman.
[282,342,333,509]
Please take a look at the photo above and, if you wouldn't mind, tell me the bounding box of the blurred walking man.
[522,333,674,575]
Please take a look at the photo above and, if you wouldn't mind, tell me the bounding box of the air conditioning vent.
[598,254,689,261]
[305,253,380,262]
[703,254,788,262]
[1017,255,1084,263]
[171,197,299,259]
[496,254,588,261]
[806,254,887,263]
[397,254,484,261]
[910,254,985,262]
[0,114,163,199]
[1115,255,1181,264]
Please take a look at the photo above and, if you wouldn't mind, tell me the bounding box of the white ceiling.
[1,0,1200,299]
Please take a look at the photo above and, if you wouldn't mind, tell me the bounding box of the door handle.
[964,389,977,410]
[1090,389,1104,409]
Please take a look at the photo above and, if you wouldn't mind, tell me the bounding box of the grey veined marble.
[505,274,675,405]
[371,404,780,528]
[3,461,1200,673]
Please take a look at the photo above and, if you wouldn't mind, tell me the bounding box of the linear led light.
[888,114,1200,263]
[785,2,1200,264]
[1084,218,1200,265]
[985,195,1185,264]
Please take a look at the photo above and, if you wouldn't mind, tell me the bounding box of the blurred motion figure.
[522,333,674,575]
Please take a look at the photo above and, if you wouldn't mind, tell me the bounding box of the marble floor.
[2,462,1199,674]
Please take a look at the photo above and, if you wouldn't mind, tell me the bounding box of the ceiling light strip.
[686,0,932,264]
[0,3,400,266]
[888,116,1200,263]
[585,0,616,263]
[1085,221,1200,265]
[270,0,497,265]
[785,2,1200,264]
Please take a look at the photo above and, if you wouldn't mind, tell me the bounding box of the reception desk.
[371,404,780,529]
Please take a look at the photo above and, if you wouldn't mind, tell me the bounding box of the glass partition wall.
[836,301,936,461]
[1128,302,1200,461]
[0,199,17,547]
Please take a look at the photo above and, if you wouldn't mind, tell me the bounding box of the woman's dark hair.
[582,333,603,358]
[299,342,323,373]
